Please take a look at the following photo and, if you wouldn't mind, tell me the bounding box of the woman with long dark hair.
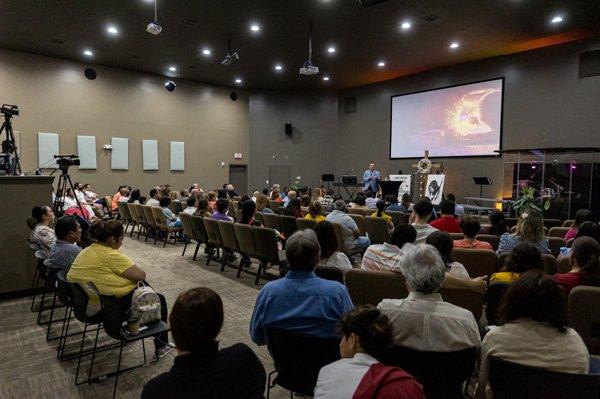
[554,236,600,294]
[314,221,352,273]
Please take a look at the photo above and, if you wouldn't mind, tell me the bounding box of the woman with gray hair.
[377,244,481,352]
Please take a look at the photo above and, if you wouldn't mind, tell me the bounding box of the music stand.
[340,175,358,200]
[321,174,335,190]
[473,176,492,198]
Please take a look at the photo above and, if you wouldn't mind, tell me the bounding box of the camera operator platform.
[0,104,22,176]
[52,155,85,218]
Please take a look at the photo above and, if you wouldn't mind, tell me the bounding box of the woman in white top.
[477,270,589,398]
[315,306,424,399]
[426,231,470,279]
[30,205,56,255]
[314,221,352,273]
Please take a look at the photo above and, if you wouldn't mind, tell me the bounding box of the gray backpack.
[130,282,161,325]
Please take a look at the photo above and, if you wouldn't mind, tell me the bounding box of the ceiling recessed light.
[169,66,177,72]
[400,21,411,30]
[449,42,460,49]
[250,24,260,32]
[201,48,211,55]
[327,47,336,53]
[235,78,243,84]
[551,15,564,24]
[323,76,330,81]
[83,49,93,57]
[274,64,283,71]
[106,25,119,35]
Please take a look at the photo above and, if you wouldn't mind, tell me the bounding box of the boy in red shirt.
[430,200,461,233]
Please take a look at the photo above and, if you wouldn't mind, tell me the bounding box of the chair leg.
[181,242,188,256]
[87,324,101,383]
[220,252,228,272]
[75,323,89,385]
[58,307,72,360]
[255,262,264,285]
[206,247,213,266]
[153,231,159,245]
[36,278,50,325]
[192,242,201,260]
[163,232,169,247]
[46,288,59,340]
[112,342,125,399]
[29,266,39,300]
[30,270,41,312]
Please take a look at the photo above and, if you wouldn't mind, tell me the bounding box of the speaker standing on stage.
[362,162,381,193]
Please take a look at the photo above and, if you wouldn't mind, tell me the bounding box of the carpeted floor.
[0,235,290,398]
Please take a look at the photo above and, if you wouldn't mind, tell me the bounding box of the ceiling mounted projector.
[146,0,162,35]
[222,38,239,66]
[300,22,319,76]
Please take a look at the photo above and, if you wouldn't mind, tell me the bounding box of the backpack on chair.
[130,281,161,325]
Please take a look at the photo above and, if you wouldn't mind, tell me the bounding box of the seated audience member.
[314,306,424,399]
[446,193,465,217]
[399,193,413,213]
[411,199,438,244]
[426,231,470,278]
[361,225,417,272]
[237,195,251,209]
[142,287,266,399]
[127,189,142,204]
[250,230,354,345]
[111,186,129,211]
[560,221,600,257]
[487,210,509,236]
[160,197,182,228]
[255,193,274,214]
[564,208,597,243]
[491,242,543,283]
[365,190,378,209]
[207,191,217,210]
[146,188,161,207]
[270,189,283,203]
[47,216,82,274]
[30,205,56,254]
[476,270,589,399]
[82,183,98,203]
[314,221,352,273]
[283,190,297,207]
[311,186,324,202]
[306,201,326,222]
[350,193,368,210]
[385,195,402,212]
[240,200,261,227]
[319,189,335,212]
[283,197,303,218]
[301,194,311,209]
[454,216,493,250]
[370,199,394,229]
[67,220,171,353]
[497,210,550,255]
[178,189,190,204]
[211,198,233,221]
[554,236,600,294]
[378,244,481,351]
[169,190,180,201]
[326,200,371,251]
[193,199,212,218]
[182,197,197,216]
[225,184,238,198]
[429,200,461,233]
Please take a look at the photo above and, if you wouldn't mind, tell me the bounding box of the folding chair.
[179,212,196,256]
[349,214,365,235]
[150,206,183,247]
[363,216,388,244]
[203,218,226,266]
[217,220,242,272]
[234,223,258,278]
[252,226,288,285]
[190,215,211,261]
[452,248,498,278]
[344,269,408,306]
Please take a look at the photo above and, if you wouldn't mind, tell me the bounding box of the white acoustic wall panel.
[111,137,129,170]
[76,135,97,169]
[170,141,185,171]
[38,132,60,168]
[142,139,159,170]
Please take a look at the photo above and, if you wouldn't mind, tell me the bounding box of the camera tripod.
[0,111,21,176]
[52,165,86,218]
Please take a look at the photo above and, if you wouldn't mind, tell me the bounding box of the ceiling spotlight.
[106,25,119,35]
[323,76,330,81]
[235,78,243,84]
[165,80,176,92]
[274,64,283,71]
[400,21,411,30]
[250,24,260,32]
[551,15,564,24]
[449,42,460,49]
[169,66,176,71]
[377,61,386,67]
[201,48,211,55]
[83,49,93,57]
[327,47,336,53]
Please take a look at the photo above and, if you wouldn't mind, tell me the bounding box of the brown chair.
[486,282,511,325]
[439,287,483,321]
[252,226,287,285]
[277,215,299,241]
[234,208,243,222]
[386,211,408,226]
[331,222,361,257]
[262,213,281,231]
[557,255,571,274]
[124,203,139,237]
[141,206,158,242]
[116,201,132,232]
[234,223,257,278]
[169,200,183,215]
[344,269,408,306]
[202,218,225,266]
[104,195,113,215]
[541,254,557,274]
[131,204,148,239]
[475,234,501,251]
[179,212,196,256]
[452,248,498,278]
[269,201,282,214]
[505,218,519,228]
[449,232,465,240]
[349,214,365,236]
[563,219,575,227]
[543,219,563,229]
[568,286,600,355]
[190,215,210,260]
[296,218,317,230]
[548,236,564,258]
[348,208,367,217]
[549,227,570,239]
[364,216,389,245]
[217,221,241,272]
[150,206,183,247]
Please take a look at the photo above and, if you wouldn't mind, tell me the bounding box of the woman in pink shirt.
[564,209,596,243]
[554,236,600,294]
[453,216,493,250]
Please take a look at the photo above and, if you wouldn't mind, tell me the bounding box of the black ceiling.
[1,0,599,90]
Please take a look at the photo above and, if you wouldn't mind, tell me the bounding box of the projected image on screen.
[390,78,503,158]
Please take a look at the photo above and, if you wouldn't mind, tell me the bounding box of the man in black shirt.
[142,287,266,399]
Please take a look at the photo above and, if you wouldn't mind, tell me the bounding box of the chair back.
[449,232,465,240]
[227,200,236,220]
[217,220,240,252]
[150,206,168,229]
[267,328,341,396]
[252,227,280,263]
[488,356,600,399]
[331,222,347,251]
[126,203,139,224]
[56,269,73,306]
[278,215,299,239]
[364,216,388,244]
[87,283,126,341]
[169,200,183,215]
[563,219,575,227]
[262,213,281,231]
[133,204,147,226]
[348,208,367,216]
[203,218,224,247]
[234,223,256,257]
[549,227,570,239]
[386,211,407,225]
[557,255,571,273]
[296,218,317,230]
[568,286,600,355]
[117,201,131,222]
[475,234,500,251]
[315,266,344,283]
[544,218,564,229]
[179,212,195,238]
[485,282,511,325]
[505,218,519,228]
[104,196,113,212]
[349,214,365,235]
[234,208,243,222]
[542,254,557,274]
[548,237,564,257]
[68,281,95,323]
[142,206,157,228]
[452,248,498,277]
[439,287,483,321]
[345,269,408,306]
[269,200,282,214]
[190,215,208,244]
[382,346,477,399]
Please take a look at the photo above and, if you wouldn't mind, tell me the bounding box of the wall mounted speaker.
[165,80,176,92]
[84,68,97,80]
[230,92,238,101]
[285,122,293,137]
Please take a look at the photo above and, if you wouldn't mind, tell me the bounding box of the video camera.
[54,154,81,168]
[1,104,19,117]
